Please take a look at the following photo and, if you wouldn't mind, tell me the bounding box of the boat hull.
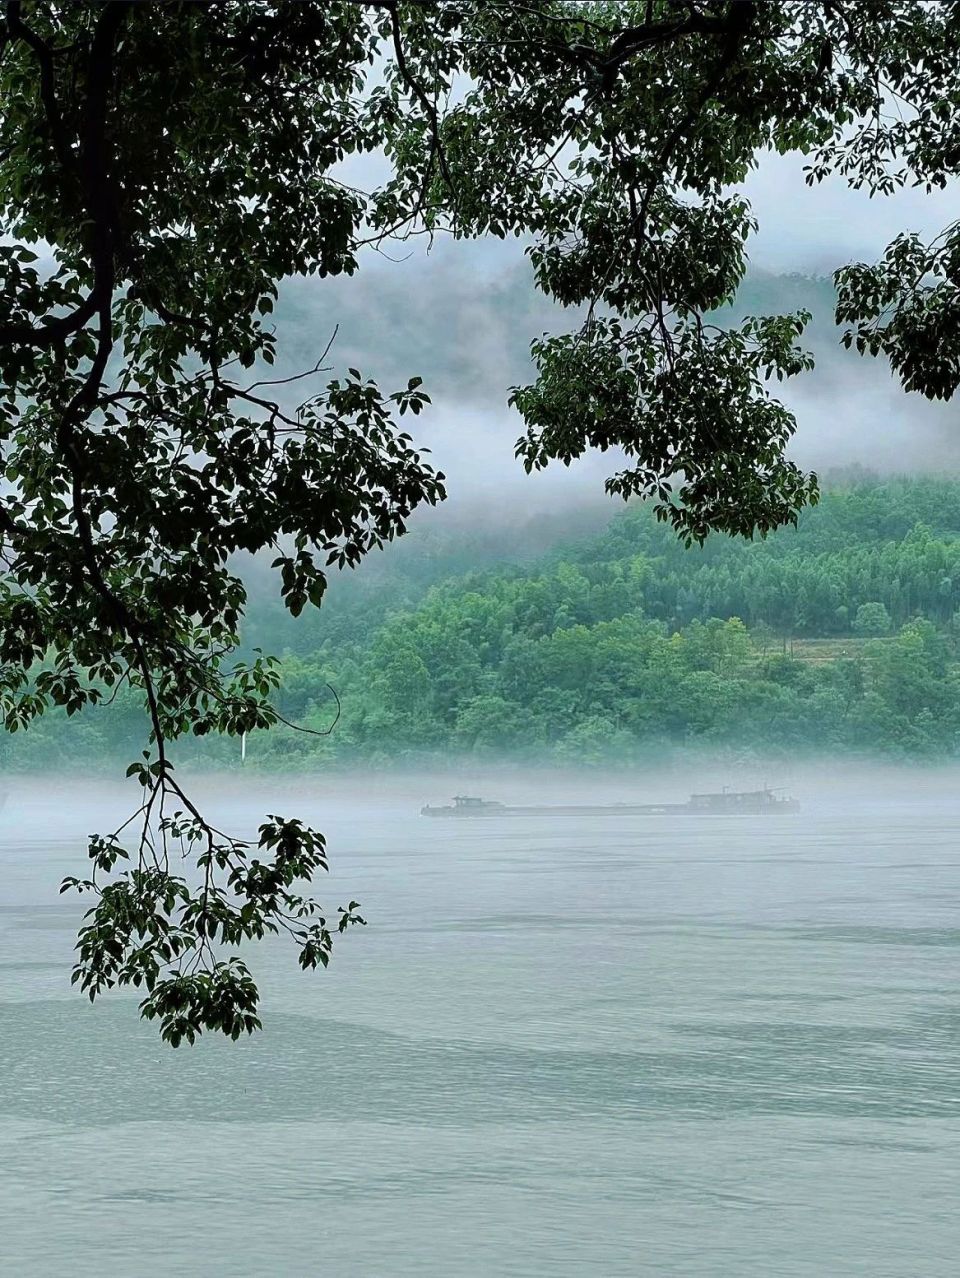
[422,800,799,818]
[421,788,799,818]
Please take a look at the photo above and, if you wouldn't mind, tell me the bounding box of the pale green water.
[2,771,959,1276]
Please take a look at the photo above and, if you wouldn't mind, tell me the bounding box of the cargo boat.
[420,788,799,818]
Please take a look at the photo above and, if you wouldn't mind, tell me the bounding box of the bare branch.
[244,327,339,392]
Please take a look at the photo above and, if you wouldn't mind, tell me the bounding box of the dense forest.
[8,476,960,771]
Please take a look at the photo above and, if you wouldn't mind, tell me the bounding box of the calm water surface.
[1,771,959,1276]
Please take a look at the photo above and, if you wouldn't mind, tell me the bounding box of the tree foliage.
[1,1,958,1040]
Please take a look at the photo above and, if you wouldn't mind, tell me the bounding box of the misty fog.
[8,756,960,834]
[265,148,960,517]
[4,762,960,1274]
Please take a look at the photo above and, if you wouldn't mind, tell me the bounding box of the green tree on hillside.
[854,602,893,637]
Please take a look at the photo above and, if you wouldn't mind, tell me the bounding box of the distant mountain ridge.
[273,266,843,407]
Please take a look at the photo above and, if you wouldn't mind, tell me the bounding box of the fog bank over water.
[4,761,960,1275]
[7,760,960,843]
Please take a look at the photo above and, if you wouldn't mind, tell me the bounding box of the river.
[1,767,959,1276]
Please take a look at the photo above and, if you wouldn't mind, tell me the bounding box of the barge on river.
[420,788,800,818]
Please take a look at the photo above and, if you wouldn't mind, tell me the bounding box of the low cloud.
[264,156,960,511]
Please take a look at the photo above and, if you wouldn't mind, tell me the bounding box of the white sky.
[743,150,960,274]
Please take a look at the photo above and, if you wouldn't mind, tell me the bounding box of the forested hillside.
[257,477,960,766]
[274,265,842,409]
[10,477,960,771]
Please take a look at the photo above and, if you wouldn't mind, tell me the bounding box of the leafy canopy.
[1,0,957,1042]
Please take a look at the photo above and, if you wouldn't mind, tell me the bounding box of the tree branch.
[384,1,456,203]
[0,290,102,347]
[5,0,77,177]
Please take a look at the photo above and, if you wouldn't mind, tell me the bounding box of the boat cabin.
[687,788,794,813]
